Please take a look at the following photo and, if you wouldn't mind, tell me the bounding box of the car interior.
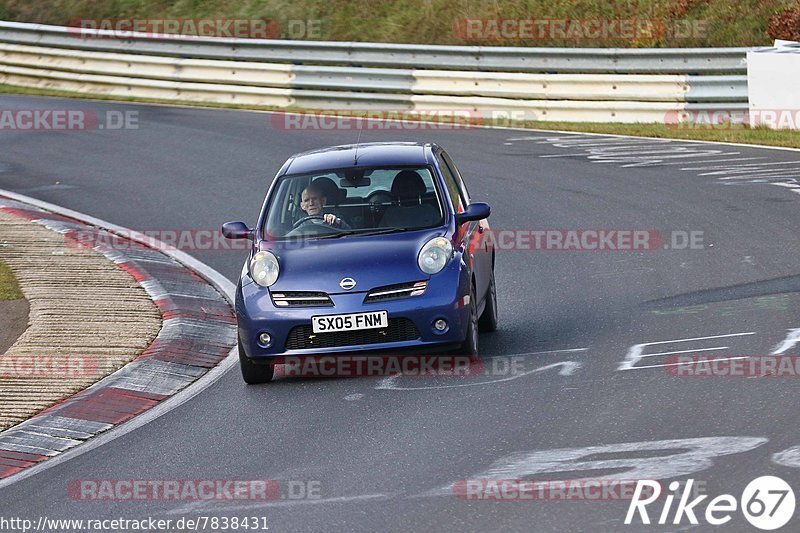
[266,167,445,237]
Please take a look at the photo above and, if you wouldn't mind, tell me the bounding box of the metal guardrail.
[0,20,752,123]
[0,21,750,74]
[0,43,748,103]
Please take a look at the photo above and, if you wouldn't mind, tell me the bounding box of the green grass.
[0,0,797,47]
[0,260,23,301]
[2,82,799,149]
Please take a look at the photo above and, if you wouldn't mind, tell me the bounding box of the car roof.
[283,142,437,175]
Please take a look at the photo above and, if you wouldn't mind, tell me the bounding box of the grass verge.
[0,260,23,301]
[2,0,798,47]
[2,82,799,149]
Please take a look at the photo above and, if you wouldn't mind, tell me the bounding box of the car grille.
[364,281,427,303]
[271,291,333,307]
[285,318,420,350]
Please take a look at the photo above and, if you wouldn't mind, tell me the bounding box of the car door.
[437,149,492,306]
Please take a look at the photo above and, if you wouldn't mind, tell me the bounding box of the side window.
[437,153,465,213]
[441,151,471,205]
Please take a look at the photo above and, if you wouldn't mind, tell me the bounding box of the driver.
[299,185,350,228]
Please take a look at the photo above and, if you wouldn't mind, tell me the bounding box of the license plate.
[311,311,388,333]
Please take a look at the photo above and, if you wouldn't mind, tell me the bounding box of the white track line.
[629,356,750,371]
[640,332,756,346]
[496,348,588,356]
[375,361,583,391]
[0,188,238,490]
[166,493,390,514]
[640,346,729,358]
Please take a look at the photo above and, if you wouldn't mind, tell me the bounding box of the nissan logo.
[340,277,356,290]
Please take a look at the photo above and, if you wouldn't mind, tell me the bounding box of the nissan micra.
[223,142,497,383]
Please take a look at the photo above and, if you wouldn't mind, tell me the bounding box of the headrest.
[390,170,426,199]
[312,177,345,204]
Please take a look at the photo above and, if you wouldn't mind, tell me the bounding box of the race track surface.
[3,94,800,531]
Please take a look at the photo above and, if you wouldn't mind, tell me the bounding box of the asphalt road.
[3,94,800,532]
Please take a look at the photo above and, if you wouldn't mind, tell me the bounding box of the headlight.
[249,251,279,287]
[418,237,453,275]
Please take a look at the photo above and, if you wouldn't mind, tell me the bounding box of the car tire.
[459,283,479,356]
[238,337,274,384]
[478,271,498,333]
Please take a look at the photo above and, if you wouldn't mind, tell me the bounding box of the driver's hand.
[323,214,339,226]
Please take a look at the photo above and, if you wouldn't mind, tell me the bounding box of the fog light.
[258,332,272,346]
[434,319,448,331]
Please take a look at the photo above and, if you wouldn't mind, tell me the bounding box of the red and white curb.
[0,192,237,483]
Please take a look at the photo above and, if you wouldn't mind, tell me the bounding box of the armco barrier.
[0,21,749,74]
[0,20,752,123]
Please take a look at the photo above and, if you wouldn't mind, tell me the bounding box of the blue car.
[222,142,497,383]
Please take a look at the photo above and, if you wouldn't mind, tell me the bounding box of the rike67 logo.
[626,476,795,530]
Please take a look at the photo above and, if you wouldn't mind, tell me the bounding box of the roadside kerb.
[0,195,237,480]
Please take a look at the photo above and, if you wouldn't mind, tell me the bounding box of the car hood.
[260,229,445,294]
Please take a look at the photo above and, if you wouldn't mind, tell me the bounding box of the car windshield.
[262,166,445,240]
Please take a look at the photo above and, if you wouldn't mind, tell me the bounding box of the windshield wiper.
[344,227,412,236]
[312,227,411,239]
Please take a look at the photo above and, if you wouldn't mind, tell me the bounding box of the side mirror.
[455,202,491,225]
[221,221,253,240]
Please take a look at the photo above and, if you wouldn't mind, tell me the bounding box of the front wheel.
[459,283,479,356]
[238,337,274,384]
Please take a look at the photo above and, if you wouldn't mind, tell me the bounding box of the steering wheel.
[292,215,326,229]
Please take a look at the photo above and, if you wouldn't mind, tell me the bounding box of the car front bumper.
[236,265,471,361]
